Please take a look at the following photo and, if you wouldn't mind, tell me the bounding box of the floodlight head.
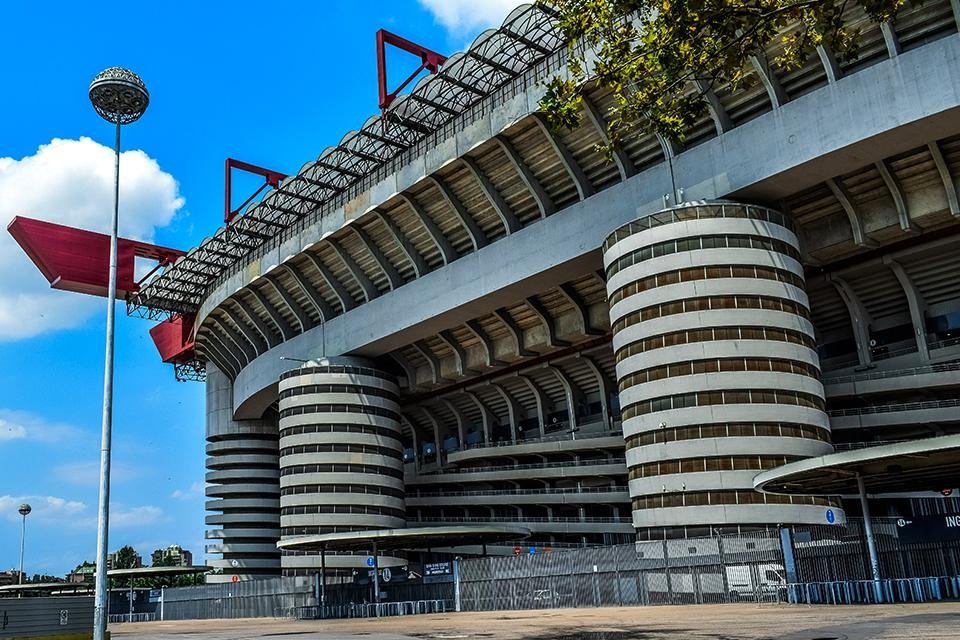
[89,67,149,124]
[18,503,31,516]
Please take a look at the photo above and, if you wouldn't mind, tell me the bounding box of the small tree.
[114,545,139,570]
[539,0,910,144]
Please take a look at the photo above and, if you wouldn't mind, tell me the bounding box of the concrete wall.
[0,597,93,639]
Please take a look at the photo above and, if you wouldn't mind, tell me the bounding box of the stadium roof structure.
[754,435,960,495]
[127,3,564,320]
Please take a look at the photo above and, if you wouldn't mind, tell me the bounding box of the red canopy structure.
[7,215,198,377]
[7,215,185,298]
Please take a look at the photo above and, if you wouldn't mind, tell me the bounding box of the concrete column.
[885,258,930,361]
[858,474,883,601]
[602,202,835,535]
[277,357,405,577]
[204,365,280,582]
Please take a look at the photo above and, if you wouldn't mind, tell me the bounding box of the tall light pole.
[88,67,149,640]
[17,503,31,585]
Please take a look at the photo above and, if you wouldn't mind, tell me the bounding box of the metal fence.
[159,576,314,620]
[792,518,960,582]
[457,531,785,611]
[148,517,960,620]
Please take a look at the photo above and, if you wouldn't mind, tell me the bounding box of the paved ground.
[110,603,960,639]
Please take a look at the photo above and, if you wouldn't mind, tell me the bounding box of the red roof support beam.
[149,314,196,364]
[377,29,447,110]
[7,216,185,298]
[224,158,287,224]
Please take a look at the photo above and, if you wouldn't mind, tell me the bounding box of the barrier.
[787,575,960,604]
[289,599,448,620]
[108,612,156,623]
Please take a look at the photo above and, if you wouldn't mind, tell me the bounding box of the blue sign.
[826,508,836,524]
[528,546,536,556]
[366,556,376,567]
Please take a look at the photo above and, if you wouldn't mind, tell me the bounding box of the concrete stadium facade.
[132,1,960,581]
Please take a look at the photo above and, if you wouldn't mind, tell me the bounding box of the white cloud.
[0,409,87,445]
[0,137,185,341]
[53,460,147,487]
[0,494,87,523]
[418,0,523,37]
[170,482,204,501]
[0,418,26,442]
[111,505,164,528]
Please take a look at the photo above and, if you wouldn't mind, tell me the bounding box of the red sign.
[231,575,239,583]
[513,546,521,557]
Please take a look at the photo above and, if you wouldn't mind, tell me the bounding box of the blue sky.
[0,0,521,577]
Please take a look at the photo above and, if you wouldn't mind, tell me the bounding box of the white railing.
[828,398,960,417]
[824,361,960,384]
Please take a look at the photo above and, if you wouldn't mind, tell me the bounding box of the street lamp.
[17,504,31,585]
[88,67,149,640]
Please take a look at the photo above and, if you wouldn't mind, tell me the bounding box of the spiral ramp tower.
[278,359,407,577]
[603,202,839,537]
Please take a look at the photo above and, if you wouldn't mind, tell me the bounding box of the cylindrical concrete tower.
[278,359,406,576]
[205,366,281,582]
[602,202,839,538]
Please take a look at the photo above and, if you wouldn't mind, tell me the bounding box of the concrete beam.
[327,238,380,302]
[351,227,403,291]
[579,354,614,430]
[495,134,555,218]
[302,252,356,313]
[282,263,334,323]
[532,113,594,200]
[412,340,445,384]
[516,374,548,436]
[437,329,468,377]
[464,319,506,367]
[816,45,843,84]
[493,308,534,358]
[398,193,457,265]
[222,305,267,354]
[376,211,428,278]
[826,178,876,248]
[557,283,603,336]
[461,156,521,234]
[749,53,789,108]
[208,317,255,366]
[546,365,581,430]
[829,274,874,367]
[248,285,293,342]
[881,22,901,58]
[928,141,960,216]
[388,352,418,389]
[580,93,636,180]
[694,79,732,135]
[884,257,930,361]
[234,297,280,349]
[461,391,496,442]
[263,273,314,333]
[874,159,919,232]
[426,175,489,251]
[440,399,468,446]
[488,383,519,442]
[201,331,240,379]
[525,296,571,348]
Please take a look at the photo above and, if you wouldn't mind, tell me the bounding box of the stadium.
[14,0,960,595]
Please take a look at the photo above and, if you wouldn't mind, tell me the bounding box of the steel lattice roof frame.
[127,3,564,320]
